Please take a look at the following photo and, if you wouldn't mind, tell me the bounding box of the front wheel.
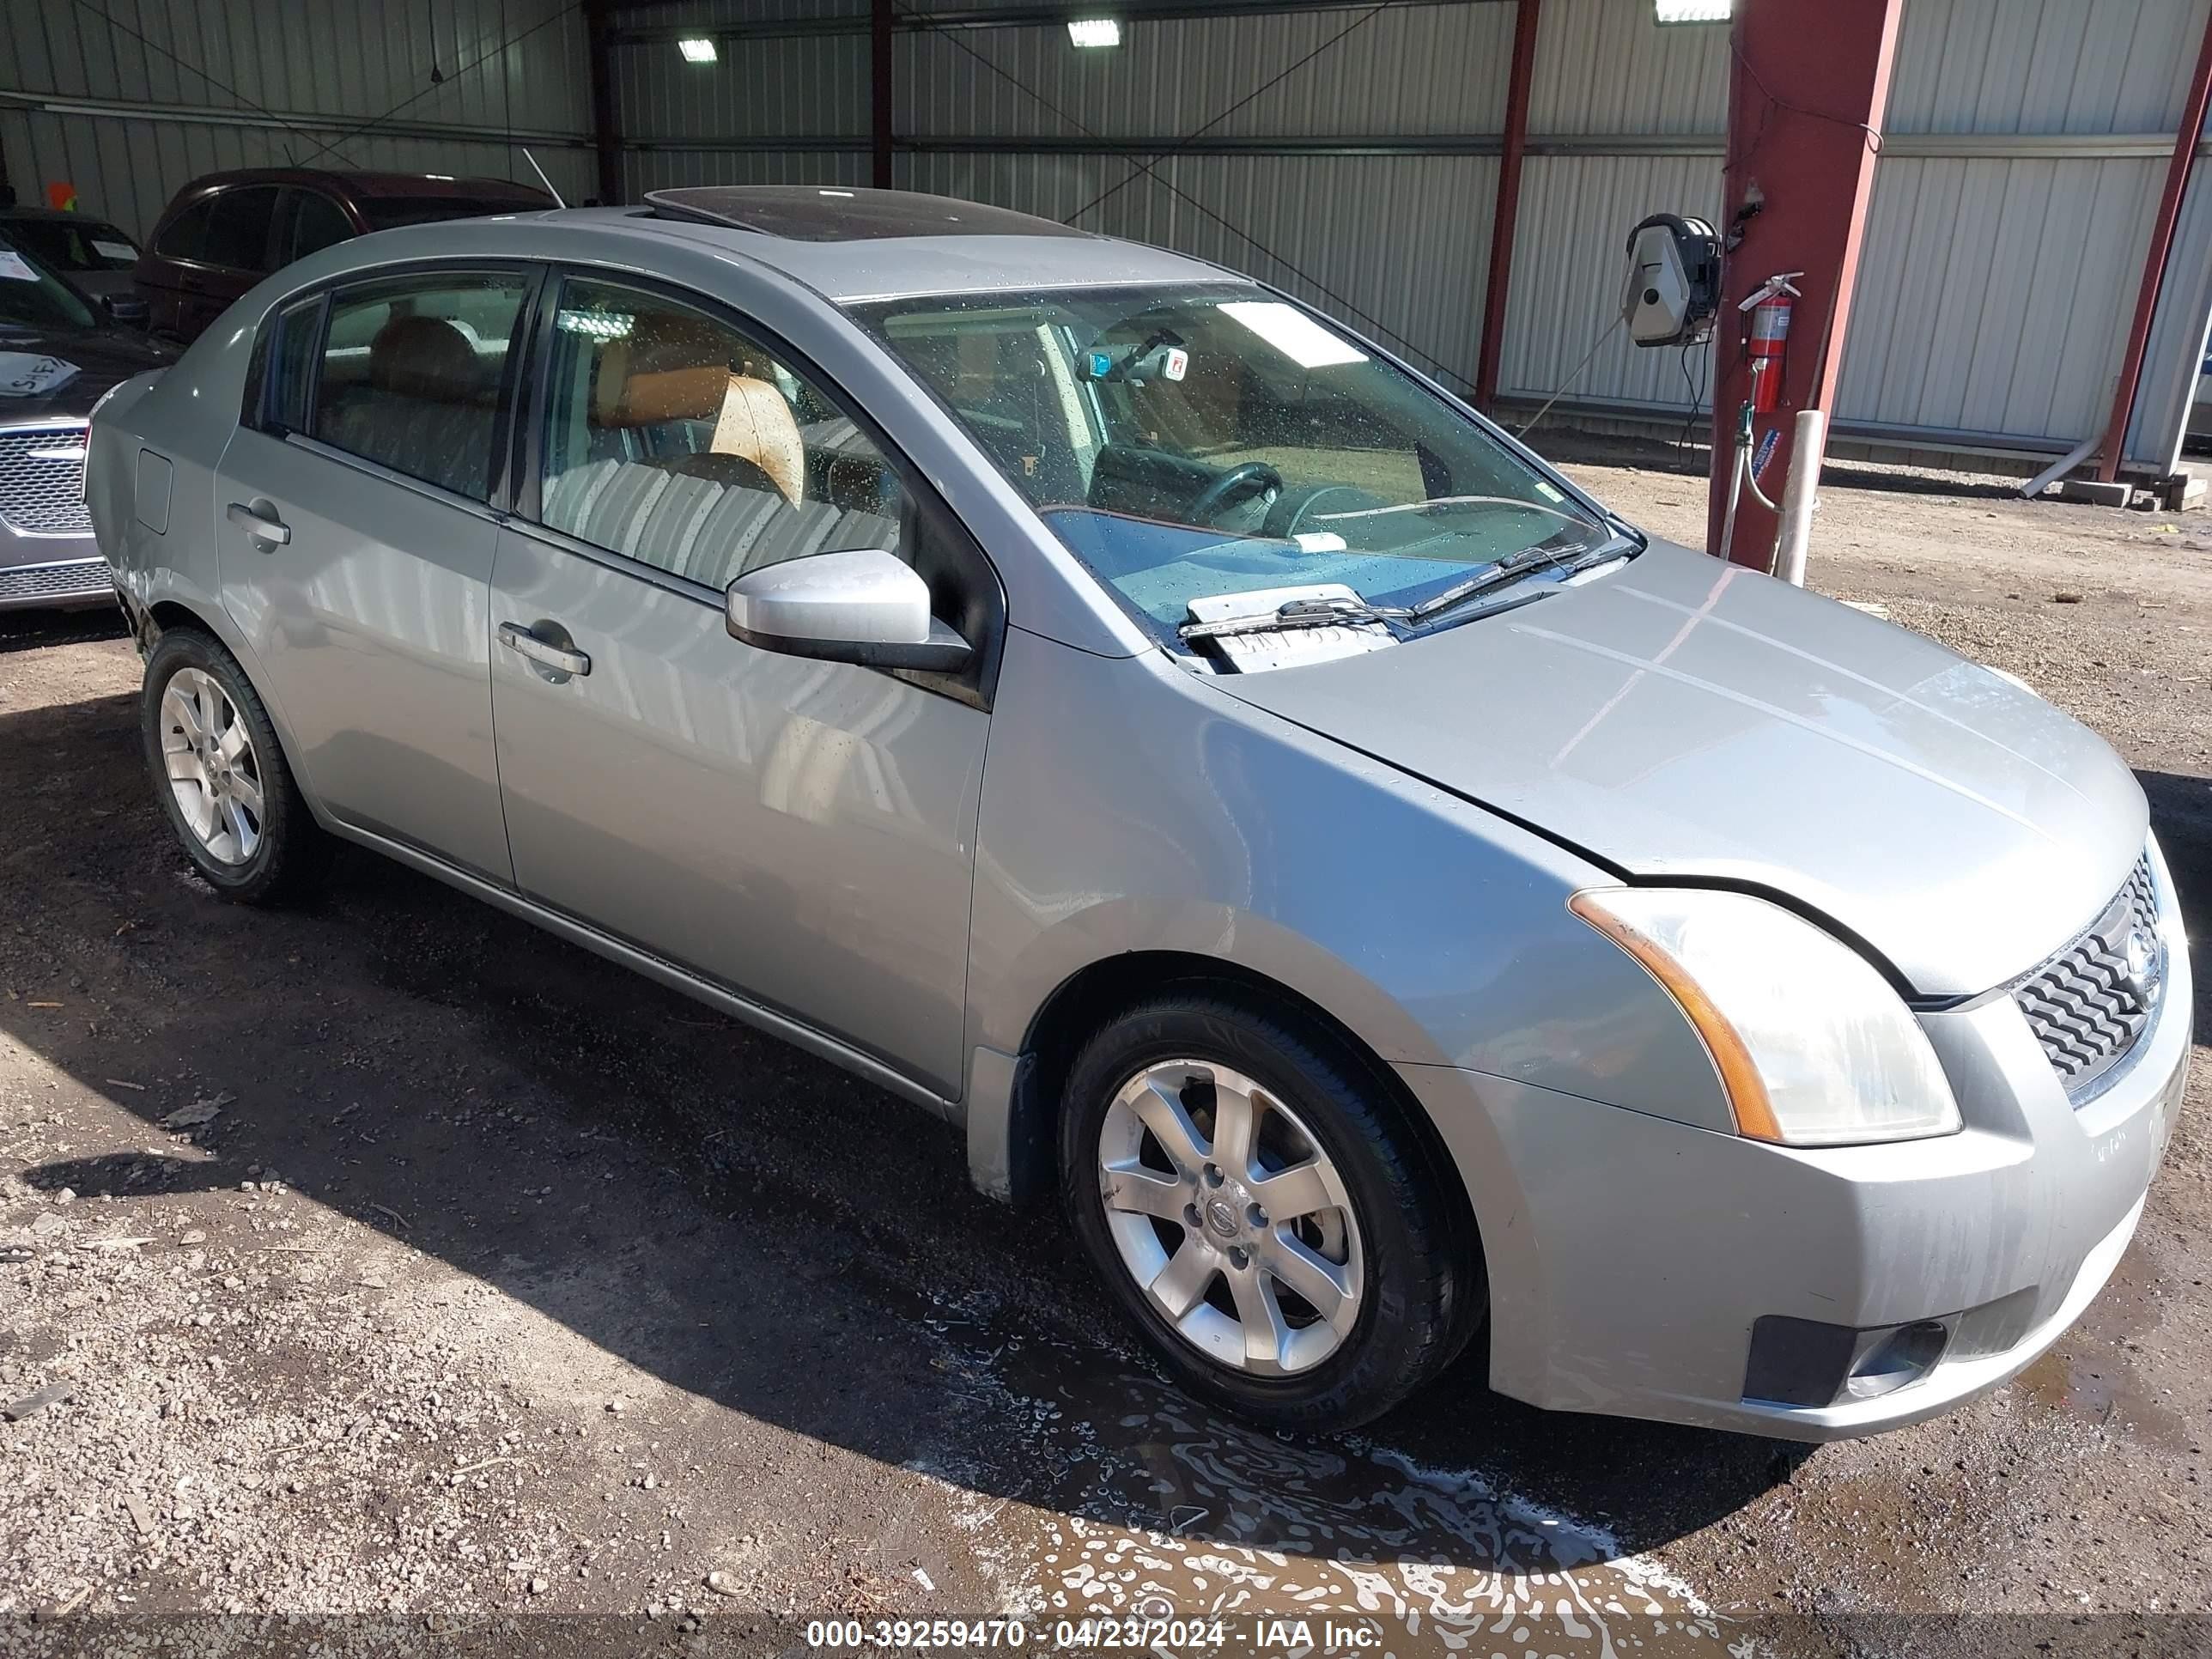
[140,628,328,904]
[1060,994,1480,1431]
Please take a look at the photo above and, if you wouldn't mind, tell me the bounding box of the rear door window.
[311,271,534,502]
[153,198,216,262]
[198,186,281,272]
[285,191,354,261]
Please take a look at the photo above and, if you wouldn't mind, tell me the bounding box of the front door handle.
[498,620,592,678]
[225,500,290,547]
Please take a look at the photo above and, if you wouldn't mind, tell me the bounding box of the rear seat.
[322,393,498,500]
[318,315,502,501]
[544,458,900,590]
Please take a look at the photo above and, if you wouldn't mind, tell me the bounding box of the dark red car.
[132,168,554,343]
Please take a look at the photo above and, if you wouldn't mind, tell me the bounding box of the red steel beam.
[2094,7,2212,482]
[1705,0,1903,567]
[1474,0,1541,412]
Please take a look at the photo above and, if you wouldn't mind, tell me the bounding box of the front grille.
[2011,854,2163,1102]
[0,424,93,536]
[0,559,110,605]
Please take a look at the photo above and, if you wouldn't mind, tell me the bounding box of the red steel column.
[2094,8,2212,482]
[1705,0,1903,567]
[1474,0,1542,412]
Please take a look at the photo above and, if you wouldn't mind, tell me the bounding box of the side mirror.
[726,548,971,672]
[102,293,150,329]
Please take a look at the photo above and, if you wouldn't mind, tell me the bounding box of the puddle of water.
[2013,1248,2191,1453]
[917,1328,1752,1657]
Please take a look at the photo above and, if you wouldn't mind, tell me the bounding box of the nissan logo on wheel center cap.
[1206,1197,1239,1237]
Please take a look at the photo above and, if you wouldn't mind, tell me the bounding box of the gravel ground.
[1,445,2208,1658]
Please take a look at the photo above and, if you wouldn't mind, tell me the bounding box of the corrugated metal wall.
[1499,0,2212,465]
[606,0,2212,468]
[0,0,593,240]
[617,2,1516,391]
[11,0,2212,472]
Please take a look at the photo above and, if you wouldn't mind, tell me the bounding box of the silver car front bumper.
[1403,847,2191,1442]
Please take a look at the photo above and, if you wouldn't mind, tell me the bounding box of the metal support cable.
[1060,3,1387,228]
[60,0,358,167]
[289,2,586,169]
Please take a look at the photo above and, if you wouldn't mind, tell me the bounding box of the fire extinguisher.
[1738,271,1803,413]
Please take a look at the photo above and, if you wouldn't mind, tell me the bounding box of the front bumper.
[3,415,112,611]
[1403,847,2191,1442]
[2,522,112,613]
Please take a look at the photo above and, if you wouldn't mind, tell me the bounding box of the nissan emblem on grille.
[2010,854,2163,1103]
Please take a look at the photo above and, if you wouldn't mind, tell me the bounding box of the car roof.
[0,205,128,227]
[602,186,1237,304]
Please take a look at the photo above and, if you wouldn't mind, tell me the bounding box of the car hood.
[0,324,174,422]
[1208,538,2147,996]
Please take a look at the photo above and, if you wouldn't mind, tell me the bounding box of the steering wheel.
[1189,459,1285,526]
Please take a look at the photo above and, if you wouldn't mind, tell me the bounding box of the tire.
[140,627,330,905]
[1060,992,1480,1431]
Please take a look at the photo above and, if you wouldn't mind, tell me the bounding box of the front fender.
[963,632,1736,1197]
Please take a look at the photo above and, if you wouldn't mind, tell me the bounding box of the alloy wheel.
[1096,1059,1364,1376]
[159,666,264,866]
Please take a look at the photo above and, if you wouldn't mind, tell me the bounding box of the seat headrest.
[369,315,477,401]
[710,375,805,505]
[592,311,736,428]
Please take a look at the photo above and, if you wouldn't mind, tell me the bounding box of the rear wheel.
[1060,994,1478,1431]
[141,628,328,904]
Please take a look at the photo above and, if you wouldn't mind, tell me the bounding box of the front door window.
[534,276,909,591]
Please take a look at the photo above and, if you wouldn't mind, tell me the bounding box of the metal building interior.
[7,0,2212,492]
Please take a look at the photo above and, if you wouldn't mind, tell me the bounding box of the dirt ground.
[2,438,2209,1658]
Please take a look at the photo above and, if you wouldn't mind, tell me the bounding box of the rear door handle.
[498,620,591,678]
[225,500,290,547]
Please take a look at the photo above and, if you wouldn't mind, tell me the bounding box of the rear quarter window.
[153,198,216,261]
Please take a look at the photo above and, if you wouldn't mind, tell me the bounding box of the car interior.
[537,299,905,590]
[317,308,513,501]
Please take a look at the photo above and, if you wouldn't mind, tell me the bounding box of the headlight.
[1569,887,1960,1146]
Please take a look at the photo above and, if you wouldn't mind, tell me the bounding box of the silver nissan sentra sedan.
[84,187,2189,1439]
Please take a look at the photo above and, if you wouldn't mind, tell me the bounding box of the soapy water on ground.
[914,1318,1746,1657]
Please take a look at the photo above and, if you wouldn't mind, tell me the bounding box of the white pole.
[1772,408,1827,586]
[2019,429,2102,499]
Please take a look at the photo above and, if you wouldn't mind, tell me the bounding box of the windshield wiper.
[1313,493,1589,526]
[1178,530,1638,645]
[1407,533,1637,626]
[1179,593,1409,643]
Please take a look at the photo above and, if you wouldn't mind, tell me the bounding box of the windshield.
[0,240,100,331]
[848,284,1613,642]
[3,217,137,271]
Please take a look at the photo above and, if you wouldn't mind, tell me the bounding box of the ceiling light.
[1654,0,1731,20]
[1067,17,1121,48]
[677,36,718,63]
[556,310,634,341]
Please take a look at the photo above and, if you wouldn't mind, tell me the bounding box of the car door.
[487,272,998,1098]
[216,264,539,883]
[137,194,218,337]
[148,185,280,340]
